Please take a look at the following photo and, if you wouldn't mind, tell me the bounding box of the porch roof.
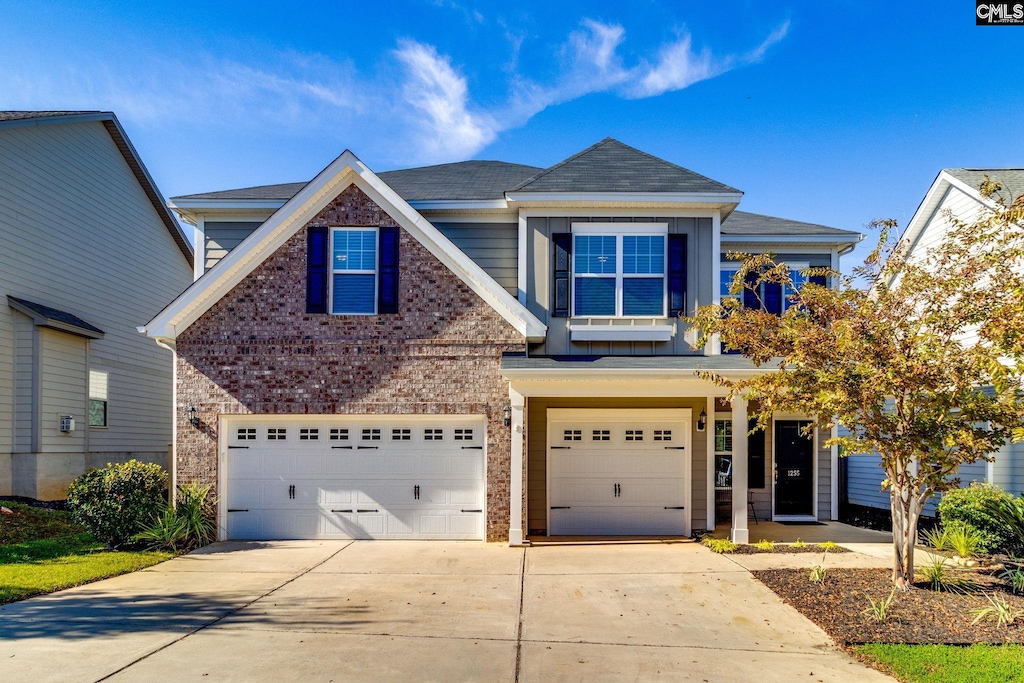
[501,353,777,374]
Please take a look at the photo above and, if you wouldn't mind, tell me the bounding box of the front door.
[774,421,815,517]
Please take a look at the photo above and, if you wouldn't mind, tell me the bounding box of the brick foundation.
[175,184,525,540]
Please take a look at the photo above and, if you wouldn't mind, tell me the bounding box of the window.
[88,370,108,427]
[361,428,381,441]
[237,428,257,440]
[299,428,319,441]
[563,429,582,442]
[454,428,474,441]
[331,228,377,314]
[424,428,444,441]
[653,429,672,442]
[625,429,644,442]
[592,429,610,441]
[329,428,349,441]
[391,428,411,441]
[721,261,810,314]
[573,228,666,317]
[714,419,732,488]
[268,428,287,440]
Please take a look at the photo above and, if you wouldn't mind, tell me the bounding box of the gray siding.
[0,120,192,498]
[205,221,262,271]
[12,311,33,454]
[525,216,712,355]
[846,451,990,516]
[433,222,518,296]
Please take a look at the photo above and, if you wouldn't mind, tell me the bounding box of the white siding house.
[0,111,193,500]
[844,169,1024,514]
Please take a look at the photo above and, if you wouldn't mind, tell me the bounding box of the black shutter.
[742,270,760,310]
[809,274,826,287]
[378,226,399,314]
[552,233,571,317]
[667,234,687,317]
[748,419,766,489]
[306,226,328,314]
[763,281,783,315]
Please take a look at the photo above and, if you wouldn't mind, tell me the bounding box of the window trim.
[88,369,109,428]
[329,226,379,316]
[571,223,668,318]
[720,260,810,312]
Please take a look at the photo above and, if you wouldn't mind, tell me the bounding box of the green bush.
[135,482,217,552]
[937,483,1014,553]
[66,460,168,548]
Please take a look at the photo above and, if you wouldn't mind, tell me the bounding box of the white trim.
[217,414,228,541]
[545,408,692,536]
[570,222,669,235]
[706,396,716,531]
[830,423,840,520]
[193,216,206,281]
[507,191,744,205]
[328,226,379,316]
[144,150,547,342]
[568,324,674,342]
[520,208,718,218]
[509,387,525,545]
[408,199,509,211]
[419,212,519,224]
[708,210,722,355]
[721,234,861,244]
[517,213,527,305]
[730,398,748,544]
[771,417,818,522]
[570,227,669,318]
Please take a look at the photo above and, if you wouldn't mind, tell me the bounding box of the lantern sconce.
[502,404,512,427]
[697,408,707,432]
[187,404,200,428]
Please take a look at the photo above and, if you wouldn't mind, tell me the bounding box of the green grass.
[0,502,174,604]
[857,644,1024,683]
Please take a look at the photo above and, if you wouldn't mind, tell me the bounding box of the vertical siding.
[432,222,518,296]
[0,120,193,496]
[525,397,707,534]
[12,312,34,452]
[204,221,262,271]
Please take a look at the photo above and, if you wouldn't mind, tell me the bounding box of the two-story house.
[144,138,860,544]
[1,111,194,500]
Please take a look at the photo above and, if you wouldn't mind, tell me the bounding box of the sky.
[2,1,1022,267]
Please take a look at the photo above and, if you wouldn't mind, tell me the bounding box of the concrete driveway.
[0,540,890,682]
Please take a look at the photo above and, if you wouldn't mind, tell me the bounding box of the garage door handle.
[228,445,249,449]
[332,509,353,513]
[664,506,685,510]
[551,446,571,450]
[357,509,379,513]
[357,446,379,450]
[663,446,685,450]
[461,446,483,450]
[228,508,249,512]
[332,446,353,450]
[461,509,482,513]
[550,506,571,509]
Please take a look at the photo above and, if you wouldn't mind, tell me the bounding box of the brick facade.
[175,183,526,541]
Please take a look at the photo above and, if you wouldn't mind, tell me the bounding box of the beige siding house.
[0,111,193,499]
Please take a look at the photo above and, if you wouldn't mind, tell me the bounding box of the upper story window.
[331,228,378,315]
[721,261,810,315]
[573,226,667,317]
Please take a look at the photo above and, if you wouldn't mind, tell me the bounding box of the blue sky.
[2,1,1022,265]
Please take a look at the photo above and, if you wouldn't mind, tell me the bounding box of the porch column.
[508,387,526,546]
[705,395,716,531]
[731,397,749,544]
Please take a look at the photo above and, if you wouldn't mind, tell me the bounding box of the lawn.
[0,502,173,604]
[857,644,1024,683]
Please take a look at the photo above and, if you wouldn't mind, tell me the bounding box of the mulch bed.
[754,567,1024,644]
[727,544,850,555]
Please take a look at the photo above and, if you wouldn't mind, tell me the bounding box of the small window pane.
[625,429,643,442]
[424,428,443,441]
[88,399,107,427]
[574,278,615,316]
[330,428,349,441]
[592,429,610,441]
[623,235,664,275]
[268,428,287,440]
[237,428,256,440]
[300,428,319,441]
[391,428,411,441]
[333,230,377,271]
[716,455,733,487]
[454,428,474,441]
[563,429,582,442]
[573,235,616,274]
[653,429,671,441]
[622,278,664,316]
[362,428,381,441]
[332,274,376,314]
[715,420,732,452]
[720,268,739,298]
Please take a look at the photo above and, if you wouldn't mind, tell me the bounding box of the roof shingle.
[722,210,857,237]
[945,168,1024,205]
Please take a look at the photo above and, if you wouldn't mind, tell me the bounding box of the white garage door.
[548,409,690,536]
[224,416,486,540]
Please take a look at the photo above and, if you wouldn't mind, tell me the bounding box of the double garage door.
[224,416,486,540]
[548,409,690,536]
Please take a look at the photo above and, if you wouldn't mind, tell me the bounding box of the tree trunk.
[890,482,923,591]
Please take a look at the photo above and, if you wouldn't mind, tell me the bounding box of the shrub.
[920,526,951,552]
[970,594,1024,627]
[986,496,1024,557]
[1000,567,1024,594]
[135,482,217,551]
[817,541,840,552]
[945,521,987,559]
[754,539,775,552]
[916,556,976,594]
[66,460,167,548]
[938,483,1013,553]
[135,507,188,551]
[701,537,738,553]
[792,538,807,549]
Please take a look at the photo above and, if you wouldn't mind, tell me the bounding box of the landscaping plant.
[986,495,1024,557]
[66,460,167,549]
[817,541,840,552]
[970,593,1024,628]
[701,537,738,554]
[1000,567,1024,595]
[915,556,976,594]
[809,551,828,584]
[943,521,986,560]
[136,482,217,551]
[791,538,807,549]
[135,507,188,551]
[862,587,897,622]
[754,539,775,552]
[938,483,1013,553]
[919,526,951,552]
[689,179,1024,591]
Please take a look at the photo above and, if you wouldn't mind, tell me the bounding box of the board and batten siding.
[432,222,518,296]
[0,120,191,497]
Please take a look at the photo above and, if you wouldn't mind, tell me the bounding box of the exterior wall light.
[697,408,707,432]
[187,404,200,428]
[502,405,512,427]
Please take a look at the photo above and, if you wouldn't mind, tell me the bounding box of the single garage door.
[224,416,486,540]
[547,408,690,535]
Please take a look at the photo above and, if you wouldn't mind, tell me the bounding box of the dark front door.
[774,421,815,517]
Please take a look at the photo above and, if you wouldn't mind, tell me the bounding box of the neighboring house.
[146,138,860,543]
[0,111,194,500]
[843,168,1024,516]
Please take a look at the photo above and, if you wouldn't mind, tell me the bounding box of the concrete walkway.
[0,540,893,682]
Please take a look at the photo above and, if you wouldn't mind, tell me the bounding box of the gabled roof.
[173,161,543,203]
[8,296,104,339]
[722,210,859,237]
[508,138,741,195]
[144,151,547,342]
[944,168,1024,205]
[0,111,193,267]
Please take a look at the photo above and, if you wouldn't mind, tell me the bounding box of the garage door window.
[362,428,381,441]
[300,428,319,441]
[391,428,411,441]
[454,428,473,441]
[592,429,610,441]
[237,428,256,440]
[330,428,349,441]
[625,429,644,441]
[268,428,287,440]
[424,428,443,441]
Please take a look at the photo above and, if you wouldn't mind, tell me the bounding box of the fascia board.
[505,191,745,204]
[169,199,289,210]
[408,199,508,210]
[720,234,861,243]
[499,366,777,381]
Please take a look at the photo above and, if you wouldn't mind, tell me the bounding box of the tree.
[690,180,1024,590]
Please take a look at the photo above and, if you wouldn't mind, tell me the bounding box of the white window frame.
[88,369,108,428]
[330,226,378,316]
[571,223,668,318]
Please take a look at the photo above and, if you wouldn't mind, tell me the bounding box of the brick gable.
[175,183,525,540]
